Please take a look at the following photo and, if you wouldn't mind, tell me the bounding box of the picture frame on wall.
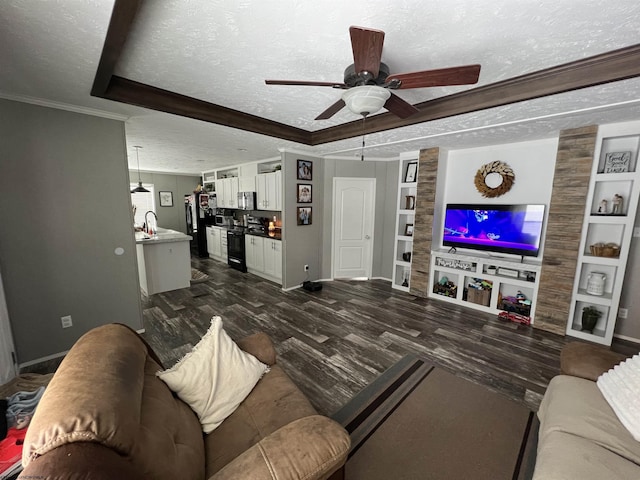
[297,206,312,225]
[404,161,418,182]
[297,159,313,180]
[297,184,312,203]
[159,191,173,207]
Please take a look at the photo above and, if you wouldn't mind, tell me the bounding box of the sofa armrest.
[560,342,628,381]
[236,332,277,366]
[20,442,145,480]
[210,415,351,480]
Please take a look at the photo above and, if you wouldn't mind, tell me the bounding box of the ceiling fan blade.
[387,64,481,89]
[265,79,346,88]
[384,93,420,119]
[315,99,346,120]
[349,26,385,78]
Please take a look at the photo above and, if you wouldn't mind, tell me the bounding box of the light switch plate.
[634,227,640,238]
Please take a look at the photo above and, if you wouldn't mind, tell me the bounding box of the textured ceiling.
[1,0,640,173]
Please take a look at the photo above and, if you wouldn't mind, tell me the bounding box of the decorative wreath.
[474,161,515,198]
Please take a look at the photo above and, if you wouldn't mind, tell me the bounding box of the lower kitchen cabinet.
[245,235,281,283]
[206,226,227,262]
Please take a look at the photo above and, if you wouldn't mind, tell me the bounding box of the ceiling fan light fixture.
[342,85,390,117]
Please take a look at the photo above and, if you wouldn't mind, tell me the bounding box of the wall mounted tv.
[443,204,546,257]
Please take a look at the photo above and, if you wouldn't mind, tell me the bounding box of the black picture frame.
[404,161,418,183]
[159,191,173,207]
[297,159,312,180]
[297,206,312,225]
[297,184,312,203]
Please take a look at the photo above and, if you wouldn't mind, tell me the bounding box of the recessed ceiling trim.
[105,76,310,144]
[92,1,640,149]
[311,43,640,144]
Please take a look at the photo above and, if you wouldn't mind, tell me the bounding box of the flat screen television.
[442,204,546,257]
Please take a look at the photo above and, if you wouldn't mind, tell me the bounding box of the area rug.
[190,268,210,284]
[333,357,537,480]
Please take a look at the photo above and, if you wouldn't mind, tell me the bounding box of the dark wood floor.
[140,255,578,416]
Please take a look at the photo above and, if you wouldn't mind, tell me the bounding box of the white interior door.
[333,178,376,279]
[0,270,17,384]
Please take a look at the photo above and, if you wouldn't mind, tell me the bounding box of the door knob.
[365,235,371,239]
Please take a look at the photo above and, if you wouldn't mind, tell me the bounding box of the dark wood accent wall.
[535,125,598,335]
[410,148,439,297]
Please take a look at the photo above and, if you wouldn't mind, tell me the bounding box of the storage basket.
[467,288,491,306]
[589,242,620,258]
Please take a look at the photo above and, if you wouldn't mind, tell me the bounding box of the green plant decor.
[581,306,603,333]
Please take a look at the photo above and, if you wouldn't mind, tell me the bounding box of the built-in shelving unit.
[428,250,541,322]
[566,122,640,345]
[392,153,419,292]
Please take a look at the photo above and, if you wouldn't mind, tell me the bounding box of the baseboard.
[613,333,640,344]
[371,276,392,282]
[19,350,68,369]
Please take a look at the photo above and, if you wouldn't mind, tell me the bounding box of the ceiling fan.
[265,26,481,120]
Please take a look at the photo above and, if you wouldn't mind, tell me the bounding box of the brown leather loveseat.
[20,324,351,479]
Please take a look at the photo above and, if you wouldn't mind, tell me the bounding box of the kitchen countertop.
[135,228,192,245]
[208,225,282,241]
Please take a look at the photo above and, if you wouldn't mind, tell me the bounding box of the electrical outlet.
[61,315,73,328]
[618,308,628,319]
[304,264,309,272]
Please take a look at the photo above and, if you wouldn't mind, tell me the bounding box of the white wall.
[434,138,559,257]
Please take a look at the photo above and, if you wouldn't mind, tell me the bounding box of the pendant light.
[131,145,150,193]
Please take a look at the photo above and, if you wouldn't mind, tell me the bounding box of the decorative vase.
[581,309,600,333]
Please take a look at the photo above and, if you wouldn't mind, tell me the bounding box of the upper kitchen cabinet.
[238,164,257,192]
[256,171,281,211]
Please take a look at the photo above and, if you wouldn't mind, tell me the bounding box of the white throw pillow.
[156,316,269,433]
[597,354,640,441]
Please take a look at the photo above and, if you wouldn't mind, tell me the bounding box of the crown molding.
[0,92,129,121]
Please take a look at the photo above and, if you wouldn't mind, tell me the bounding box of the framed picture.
[404,161,418,182]
[404,223,414,236]
[297,159,313,180]
[604,151,631,173]
[159,191,173,207]
[297,184,312,203]
[297,206,312,225]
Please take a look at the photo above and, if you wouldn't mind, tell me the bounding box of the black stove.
[226,228,246,272]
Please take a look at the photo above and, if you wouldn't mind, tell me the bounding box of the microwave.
[214,215,233,226]
[237,191,256,210]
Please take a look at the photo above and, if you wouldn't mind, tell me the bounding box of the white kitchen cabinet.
[245,235,264,271]
[217,178,227,207]
[207,226,227,262]
[256,172,281,210]
[245,235,281,283]
[238,175,256,192]
[263,238,282,279]
[206,226,221,259]
[220,177,239,208]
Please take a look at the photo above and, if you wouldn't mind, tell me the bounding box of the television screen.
[443,204,546,257]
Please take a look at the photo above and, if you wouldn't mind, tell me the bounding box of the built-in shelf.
[566,121,640,346]
[392,154,419,291]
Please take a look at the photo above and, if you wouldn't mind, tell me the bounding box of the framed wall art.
[603,151,631,173]
[297,159,313,180]
[404,161,418,182]
[159,191,173,207]
[297,184,312,203]
[297,206,312,225]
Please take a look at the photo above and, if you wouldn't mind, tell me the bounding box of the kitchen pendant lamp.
[131,146,150,193]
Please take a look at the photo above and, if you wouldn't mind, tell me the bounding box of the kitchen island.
[135,228,192,296]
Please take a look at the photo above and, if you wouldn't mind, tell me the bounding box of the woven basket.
[590,243,620,258]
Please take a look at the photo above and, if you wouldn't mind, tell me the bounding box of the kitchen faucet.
[144,211,158,235]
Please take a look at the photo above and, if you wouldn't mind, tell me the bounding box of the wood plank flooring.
[140,255,576,416]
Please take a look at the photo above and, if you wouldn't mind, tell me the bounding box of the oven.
[227,229,247,272]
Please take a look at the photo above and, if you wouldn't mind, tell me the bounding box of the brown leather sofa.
[21,324,351,479]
